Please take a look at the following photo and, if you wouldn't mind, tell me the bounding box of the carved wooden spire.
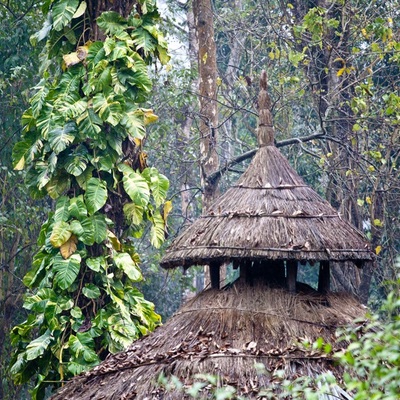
[257,70,274,147]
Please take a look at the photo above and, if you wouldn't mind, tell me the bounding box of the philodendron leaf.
[84,177,107,215]
[50,221,72,248]
[25,329,52,361]
[142,167,169,207]
[60,234,78,259]
[121,168,150,207]
[53,253,81,289]
[54,196,70,222]
[79,217,95,245]
[113,252,142,281]
[48,122,77,154]
[97,11,127,35]
[82,283,101,299]
[52,0,80,31]
[91,214,108,244]
[150,210,165,249]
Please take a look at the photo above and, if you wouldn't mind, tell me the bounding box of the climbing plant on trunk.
[9,0,170,398]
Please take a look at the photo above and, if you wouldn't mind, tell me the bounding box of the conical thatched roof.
[51,282,366,399]
[161,71,372,269]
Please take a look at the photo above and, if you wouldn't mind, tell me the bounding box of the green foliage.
[10,0,170,398]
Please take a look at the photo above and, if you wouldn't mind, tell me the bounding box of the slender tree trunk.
[193,0,220,211]
[193,0,224,288]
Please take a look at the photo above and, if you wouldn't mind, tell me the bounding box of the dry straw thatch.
[51,281,366,399]
[161,71,372,270]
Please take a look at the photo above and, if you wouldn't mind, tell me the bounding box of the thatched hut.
[51,72,373,399]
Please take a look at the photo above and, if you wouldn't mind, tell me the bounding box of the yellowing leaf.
[337,67,346,77]
[357,199,364,207]
[202,52,208,64]
[375,245,382,255]
[373,218,383,227]
[14,156,25,171]
[60,235,78,259]
[216,77,222,86]
[144,110,158,125]
[133,138,142,147]
[63,52,81,68]
[163,200,173,221]
[368,165,375,172]
[107,230,121,251]
[366,196,372,205]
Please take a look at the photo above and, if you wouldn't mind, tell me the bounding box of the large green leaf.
[97,11,127,35]
[68,333,99,363]
[122,170,150,207]
[45,173,71,199]
[77,108,102,138]
[30,80,50,118]
[82,284,101,299]
[149,210,165,248]
[53,253,81,289]
[131,27,157,55]
[113,252,142,281]
[48,122,77,154]
[69,196,87,219]
[92,214,108,243]
[142,167,169,207]
[12,136,39,170]
[50,221,72,248]
[92,92,123,126]
[120,111,146,139]
[79,217,94,245]
[123,203,144,225]
[84,178,107,215]
[25,329,52,361]
[36,103,63,139]
[54,196,70,222]
[52,0,80,31]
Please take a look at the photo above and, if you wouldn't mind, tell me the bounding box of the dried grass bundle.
[52,282,366,399]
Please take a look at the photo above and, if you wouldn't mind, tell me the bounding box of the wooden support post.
[286,260,298,293]
[318,261,330,294]
[210,262,220,289]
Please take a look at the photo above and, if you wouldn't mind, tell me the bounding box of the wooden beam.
[209,262,220,289]
[318,261,330,294]
[286,260,298,293]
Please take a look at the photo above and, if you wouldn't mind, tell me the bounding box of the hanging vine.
[10,0,170,398]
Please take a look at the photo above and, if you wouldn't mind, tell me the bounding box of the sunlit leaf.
[114,252,142,281]
[48,122,77,154]
[84,178,107,215]
[123,203,144,225]
[142,167,169,207]
[52,0,80,31]
[149,210,165,248]
[54,196,70,222]
[53,253,81,289]
[50,221,72,248]
[122,170,150,206]
[26,329,52,361]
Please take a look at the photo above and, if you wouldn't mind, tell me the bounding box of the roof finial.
[257,70,274,147]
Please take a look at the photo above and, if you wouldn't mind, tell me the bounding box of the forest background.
[0,0,399,398]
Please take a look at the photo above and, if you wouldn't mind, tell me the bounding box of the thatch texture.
[51,282,365,399]
[161,72,372,270]
[161,144,373,269]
